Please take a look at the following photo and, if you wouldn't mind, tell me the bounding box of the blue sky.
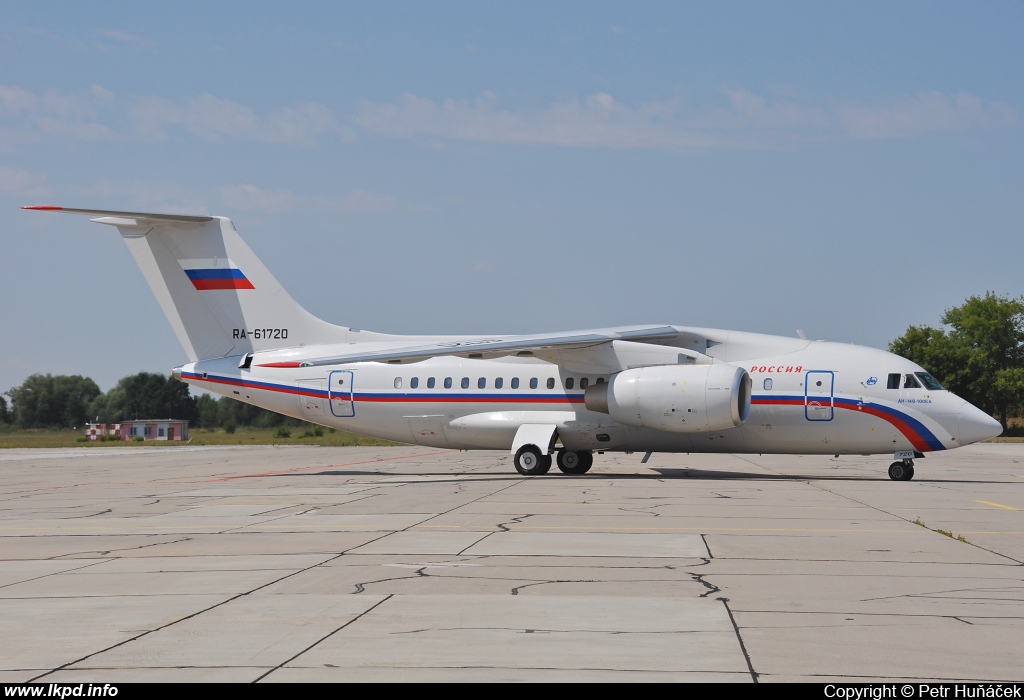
[2,2,1022,392]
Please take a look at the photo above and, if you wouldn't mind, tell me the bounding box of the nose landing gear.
[888,459,915,481]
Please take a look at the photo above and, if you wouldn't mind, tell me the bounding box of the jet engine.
[584,364,751,433]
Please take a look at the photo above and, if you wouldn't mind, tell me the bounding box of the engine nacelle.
[584,364,751,433]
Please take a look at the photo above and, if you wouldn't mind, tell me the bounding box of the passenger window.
[427,377,435,389]
[596,377,605,384]
[580,378,589,390]
[547,377,555,390]
[461,377,470,389]
[566,378,574,390]
[410,377,419,389]
[903,374,922,389]
[444,377,452,389]
[763,378,773,390]
[887,373,901,389]
[511,378,520,389]
[495,377,503,389]
[478,377,486,389]
[530,378,538,389]
[394,377,402,389]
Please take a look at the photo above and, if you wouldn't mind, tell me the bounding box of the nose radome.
[958,403,1003,444]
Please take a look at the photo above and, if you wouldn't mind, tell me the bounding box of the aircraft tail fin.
[24,206,363,362]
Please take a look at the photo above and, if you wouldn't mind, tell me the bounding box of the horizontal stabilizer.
[21,206,213,224]
[24,204,362,361]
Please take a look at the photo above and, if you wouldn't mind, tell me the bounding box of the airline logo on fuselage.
[178,258,255,290]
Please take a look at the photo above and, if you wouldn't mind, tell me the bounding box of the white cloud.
[220,185,397,213]
[0,85,121,146]
[333,189,397,211]
[356,91,718,150]
[220,183,297,213]
[0,86,38,114]
[0,84,346,146]
[0,83,1015,153]
[356,89,1018,152]
[75,180,210,213]
[132,93,342,144]
[101,29,144,44]
[35,116,116,141]
[833,91,1016,139]
[0,165,51,198]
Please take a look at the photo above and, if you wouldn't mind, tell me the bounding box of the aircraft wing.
[274,325,690,367]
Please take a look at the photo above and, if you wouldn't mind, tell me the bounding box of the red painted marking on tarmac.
[206,449,454,482]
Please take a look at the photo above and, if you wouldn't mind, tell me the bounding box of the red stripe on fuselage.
[752,397,933,452]
[849,403,930,452]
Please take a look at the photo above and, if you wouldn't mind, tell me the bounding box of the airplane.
[24,205,1003,480]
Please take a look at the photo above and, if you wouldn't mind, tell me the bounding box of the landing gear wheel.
[514,445,552,476]
[556,450,593,475]
[888,461,915,481]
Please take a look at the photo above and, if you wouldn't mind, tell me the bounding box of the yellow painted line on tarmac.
[411,524,1023,534]
[976,500,1019,511]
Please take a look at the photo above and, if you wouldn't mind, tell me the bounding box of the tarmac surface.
[0,443,1022,683]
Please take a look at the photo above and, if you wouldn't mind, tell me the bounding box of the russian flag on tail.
[178,258,255,290]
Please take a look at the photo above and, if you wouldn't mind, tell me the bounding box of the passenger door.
[805,371,834,421]
[329,370,355,418]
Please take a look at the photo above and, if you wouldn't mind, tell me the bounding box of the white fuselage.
[178,327,996,457]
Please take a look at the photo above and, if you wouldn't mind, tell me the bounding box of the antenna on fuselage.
[796,329,808,340]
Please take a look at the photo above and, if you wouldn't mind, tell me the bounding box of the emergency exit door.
[805,370,834,421]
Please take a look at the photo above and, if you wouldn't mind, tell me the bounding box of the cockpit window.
[915,372,944,390]
[903,374,922,389]
[887,373,901,389]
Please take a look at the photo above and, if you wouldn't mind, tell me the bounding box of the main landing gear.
[888,459,915,481]
[513,445,551,476]
[513,446,593,476]
[556,449,593,475]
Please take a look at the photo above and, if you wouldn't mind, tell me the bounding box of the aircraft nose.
[958,402,1003,444]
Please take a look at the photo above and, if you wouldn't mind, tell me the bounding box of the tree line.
[3,292,1021,433]
[890,292,1024,432]
[2,372,302,431]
